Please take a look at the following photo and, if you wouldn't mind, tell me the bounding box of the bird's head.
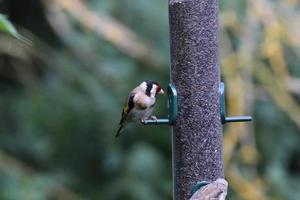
[140,80,164,97]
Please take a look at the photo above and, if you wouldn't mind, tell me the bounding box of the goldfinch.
[116,80,164,137]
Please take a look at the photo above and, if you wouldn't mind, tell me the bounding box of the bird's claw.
[140,116,158,125]
[150,115,157,120]
[140,118,147,125]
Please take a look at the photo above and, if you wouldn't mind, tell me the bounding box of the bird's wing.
[119,92,136,125]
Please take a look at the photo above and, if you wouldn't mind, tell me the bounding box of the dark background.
[0,0,300,199]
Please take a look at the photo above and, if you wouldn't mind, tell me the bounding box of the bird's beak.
[158,89,165,95]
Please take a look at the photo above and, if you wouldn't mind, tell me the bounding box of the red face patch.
[155,84,162,94]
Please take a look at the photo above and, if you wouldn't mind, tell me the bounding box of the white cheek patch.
[151,85,157,95]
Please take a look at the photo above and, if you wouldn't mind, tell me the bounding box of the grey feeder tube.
[169,0,223,199]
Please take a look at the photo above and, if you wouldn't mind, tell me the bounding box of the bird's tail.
[116,121,126,138]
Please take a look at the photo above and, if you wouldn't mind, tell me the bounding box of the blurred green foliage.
[0,0,300,200]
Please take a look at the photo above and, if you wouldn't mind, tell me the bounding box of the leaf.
[0,13,32,45]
